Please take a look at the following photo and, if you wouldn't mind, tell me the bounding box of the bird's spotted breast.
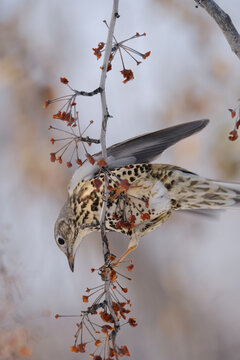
[70,164,173,238]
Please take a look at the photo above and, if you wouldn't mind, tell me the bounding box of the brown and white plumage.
[54,119,240,271]
[68,119,210,194]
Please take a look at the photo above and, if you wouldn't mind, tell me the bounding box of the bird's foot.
[111,245,137,268]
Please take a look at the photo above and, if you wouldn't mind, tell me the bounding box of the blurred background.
[1,0,240,359]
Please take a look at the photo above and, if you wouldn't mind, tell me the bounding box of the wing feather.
[105,119,209,164]
[68,119,209,195]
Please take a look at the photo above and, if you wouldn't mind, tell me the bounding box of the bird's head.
[54,199,85,272]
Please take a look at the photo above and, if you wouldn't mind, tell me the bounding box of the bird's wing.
[105,119,209,165]
[68,119,209,195]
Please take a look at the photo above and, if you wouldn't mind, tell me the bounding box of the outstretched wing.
[106,119,209,165]
[68,119,209,195]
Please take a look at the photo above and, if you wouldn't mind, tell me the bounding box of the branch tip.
[194,0,240,60]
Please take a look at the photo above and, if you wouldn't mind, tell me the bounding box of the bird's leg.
[112,236,138,268]
[112,245,137,268]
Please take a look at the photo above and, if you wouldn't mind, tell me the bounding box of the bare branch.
[76,136,100,144]
[98,0,119,249]
[194,0,240,60]
[100,2,119,158]
[98,0,121,348]
[75,87,103,97]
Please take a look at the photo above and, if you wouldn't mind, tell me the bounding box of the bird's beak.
[67,253,75,272]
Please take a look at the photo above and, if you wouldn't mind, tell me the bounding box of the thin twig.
[75,87,103,97]
[194,0,240,60]
[98,0,121,348]
[99,1,119,254]
[77,136,100,144]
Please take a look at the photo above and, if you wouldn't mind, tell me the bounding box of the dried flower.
[86,153,95,165]
[97,158,107,167]
[229,129,238,141]
[228,108,236,118]
[76,158,83,166]
[70,345,80,353]
[143,51,151,59]
[101,325,113,334]
[128,317,138,327]
[93,355,102,360]
[127,264,134,272]
[128,214,136,223]
[110,270,117,282]
[118,345,130,357]
[56,156,62,164]
[141,212,150,220]
[82,295,89,303]
[93,178,103,192]
[44,100,50,108]
[50,153,56,162]
[66,161,72,168]
[92,42,105,60]
[228,102,240,142]
[109,348,115,357]
[99,311,114,323]
[121,69,134,84]
[78,342,86,353]
[60,77,69,84]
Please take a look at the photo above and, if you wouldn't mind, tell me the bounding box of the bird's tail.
[172,171,240,210]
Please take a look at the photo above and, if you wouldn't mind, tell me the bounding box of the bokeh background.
[1,0,240,359]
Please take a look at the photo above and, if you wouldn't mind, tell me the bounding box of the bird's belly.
[144,179,171,213]
[105,178,171,236]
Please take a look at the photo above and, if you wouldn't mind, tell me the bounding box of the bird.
[54,119,240,271]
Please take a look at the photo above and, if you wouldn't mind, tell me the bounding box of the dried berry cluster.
[55,261,136,359]
[44,31,150,168]
[228,104,240,141]
[44,77,100,168]
[93,27,150,83]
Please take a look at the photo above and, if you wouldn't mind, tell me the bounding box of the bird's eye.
[58,237,65,246]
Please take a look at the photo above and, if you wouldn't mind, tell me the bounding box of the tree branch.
[75,87,103,96]
[194,0,240,60]
[99,2,119,159]
[98,0,121,347]
[98,1,119,252]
